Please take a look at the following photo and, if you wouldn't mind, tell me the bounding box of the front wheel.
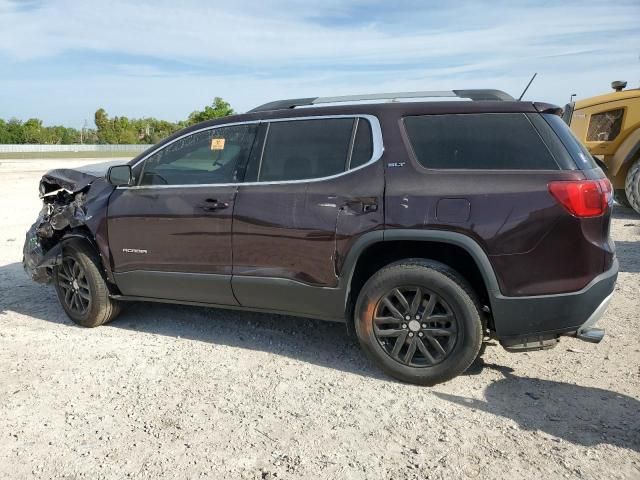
[354,259,483,385]
[53,240,121,327]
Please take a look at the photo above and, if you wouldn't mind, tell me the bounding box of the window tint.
[543,114,597,170]
[139,124,257,185]
[349,119,373,169]
[404,113,559,170]
[259,118,354,181]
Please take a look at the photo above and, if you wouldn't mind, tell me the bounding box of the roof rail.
[249,89,515,112]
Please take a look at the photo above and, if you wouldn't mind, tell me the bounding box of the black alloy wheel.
[373,286,458,367]
[354,259,483,385]
[56,256,92,315]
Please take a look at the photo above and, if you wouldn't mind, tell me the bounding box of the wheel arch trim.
[340,229,501,314]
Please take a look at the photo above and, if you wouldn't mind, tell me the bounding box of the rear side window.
[258,118,355,181]
[404,113,559,170]
[543,114,598,170]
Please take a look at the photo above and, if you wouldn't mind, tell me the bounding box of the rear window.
[543,114,598,170]
[404,113,559,170]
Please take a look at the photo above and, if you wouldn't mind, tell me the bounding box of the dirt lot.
[0,158,638,479]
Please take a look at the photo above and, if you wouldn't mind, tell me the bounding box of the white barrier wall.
[0,144,152,153]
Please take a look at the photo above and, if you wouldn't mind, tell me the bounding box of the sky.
[1,0,639,128]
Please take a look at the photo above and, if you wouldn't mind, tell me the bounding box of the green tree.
[186,97,234,126]
[5,118,25,143]
[1,97,235,145]
[22,118,44,143]
[0,119,11,143]
[94,108,114,144]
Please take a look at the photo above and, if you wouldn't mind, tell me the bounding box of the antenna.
[518,73,537,101]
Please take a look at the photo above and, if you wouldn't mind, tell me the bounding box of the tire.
[614,189,632,209]
[354,259,483,385]
[476,341,488,360]
[53,240,121,327]
[625,158,640,215]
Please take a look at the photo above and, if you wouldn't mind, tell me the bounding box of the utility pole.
[80,119,88,144]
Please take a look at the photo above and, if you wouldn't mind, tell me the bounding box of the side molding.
[114,270,238,306]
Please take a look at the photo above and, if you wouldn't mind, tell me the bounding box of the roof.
[127,98,552,166]
[249,89,515,112]
[195,100,544,127]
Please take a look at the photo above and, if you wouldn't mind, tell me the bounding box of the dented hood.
[41,160,124,192]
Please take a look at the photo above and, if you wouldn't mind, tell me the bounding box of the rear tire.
[53,240,121,327]
[614,189,632,208]
[625,158,640,215]
[354,259,483,385]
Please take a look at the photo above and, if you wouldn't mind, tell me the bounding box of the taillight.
[548,179,612,217]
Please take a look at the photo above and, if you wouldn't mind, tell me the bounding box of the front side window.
[139,124,257,185]
[404,113,559,170]
[258,118,356,182]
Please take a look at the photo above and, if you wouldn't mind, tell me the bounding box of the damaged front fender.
[23,162,119,283]
[22,232,63,283]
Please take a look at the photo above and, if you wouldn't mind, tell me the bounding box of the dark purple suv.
[23,90,618,385]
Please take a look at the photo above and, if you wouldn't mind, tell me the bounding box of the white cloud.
[1,0,638,66]
[0,0,638,125]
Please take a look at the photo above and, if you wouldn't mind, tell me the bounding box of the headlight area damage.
[23,165,116,283]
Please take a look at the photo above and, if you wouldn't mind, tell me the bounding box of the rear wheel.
[614,189,632,208]
[53,241,121,327]
[354,259,483,385]
[625,158,640,215]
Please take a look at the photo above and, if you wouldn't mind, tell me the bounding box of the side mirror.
[107,165,133,186]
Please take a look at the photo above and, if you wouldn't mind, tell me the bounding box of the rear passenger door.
[231,115,384,317]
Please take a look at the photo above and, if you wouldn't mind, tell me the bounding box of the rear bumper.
[491,258,618,340]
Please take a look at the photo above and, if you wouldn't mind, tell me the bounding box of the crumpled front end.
[22,164,116,284]
[23,190,90,282]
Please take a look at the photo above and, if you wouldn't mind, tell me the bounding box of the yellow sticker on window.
[211,138,225,150]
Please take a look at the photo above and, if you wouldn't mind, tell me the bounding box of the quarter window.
[258,118,358,182]
[543,114,597,170]
[349,119,373,169]
[139,124,258,185]
[404,113,559,170]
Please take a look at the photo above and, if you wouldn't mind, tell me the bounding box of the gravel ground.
[0,159,638,479]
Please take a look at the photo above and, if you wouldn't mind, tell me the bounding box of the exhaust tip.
[577,327,605,344]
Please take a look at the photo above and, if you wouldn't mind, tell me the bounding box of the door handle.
[199,198,229,211]
[362,202,378,213]
[342,199,378,214]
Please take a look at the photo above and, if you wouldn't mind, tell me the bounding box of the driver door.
[107,123,258,305]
